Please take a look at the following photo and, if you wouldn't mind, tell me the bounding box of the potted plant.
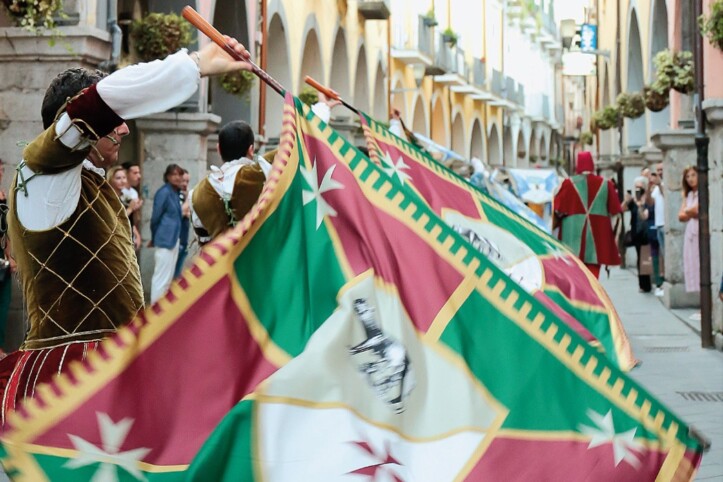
[643,85,669,112]
[131,12,193,62]
[1,0,64,30]
[422,8,437,27]
[580,131,594,146]
[298,85,319,106]
[219,70,255,101]
[442,27,458,48]
[616,92,645,119]
[699,0,723,51]
[592,106,620,131]
[652,49,695,94]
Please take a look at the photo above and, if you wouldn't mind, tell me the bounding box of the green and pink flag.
[360,112,637,371]
[0,95,703,481]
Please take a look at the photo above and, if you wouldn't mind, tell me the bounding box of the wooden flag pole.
[181,6,285,96]
[305,76,419,146]
[303,76,359,114]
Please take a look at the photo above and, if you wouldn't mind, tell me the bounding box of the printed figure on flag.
[348,298,415,414]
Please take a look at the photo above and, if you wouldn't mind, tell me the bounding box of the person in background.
[175,169,191,278]
[150,164,184,303]
[107,166,142,251]
[0,161,17,358]
[121,162,143,255]
[190,121,269,244]
[678,166,700,320]
[553,151,622,278]
[623,176,652,293]
[647,166,665,296]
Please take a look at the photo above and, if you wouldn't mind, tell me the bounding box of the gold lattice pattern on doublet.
[19,177,144,348]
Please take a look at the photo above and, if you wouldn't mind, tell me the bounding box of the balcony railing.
[491,69,504,97]
[391,15,434,62]
[472,57,486,88]
[504,76,516,101]
[516,84,525,106]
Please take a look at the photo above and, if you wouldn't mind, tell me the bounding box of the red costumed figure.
[554,152,622,278]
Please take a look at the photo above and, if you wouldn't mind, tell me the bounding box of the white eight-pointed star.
[381,150,412,185]
[301,160,344,229]
[578,409,644,468]
[64,412,151,482]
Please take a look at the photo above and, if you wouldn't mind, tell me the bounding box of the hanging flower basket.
[616,92,645,119]
[652,49,695,94]
[219,70,256,101]
[1,0,64,30]
[442,27,459,48]
[699,0,723,51]
[580,131,594,146]
[131,12,194,62]
[592,106,620,131]
[298,86,319,106]
[643,85,669,112]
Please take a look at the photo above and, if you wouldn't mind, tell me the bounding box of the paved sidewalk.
[601,268,723,480]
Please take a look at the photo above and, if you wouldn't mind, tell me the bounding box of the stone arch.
[648,0,669,135]
[516,129,527,166]
[372,60,387,120]
[298,18,324,94]
[354,45,370,113]
[488,123,502,166]
[470,118,485,161]
[265,13,292,140]
[411,94,428,136]
[329,28,351,102]
[529,130,541,164]
[626,8,646,151]
[430,93,448,146]
[390,74,407,120]
[503,126,514,167]
[450,112,466,157]
[209,0,250,126]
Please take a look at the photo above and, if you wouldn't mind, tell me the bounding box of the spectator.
[0,161,17,357]
[107,166,142,251]
[623,176,652,293]
[122,161,143,254]
[647,165,665,296]
[150,164,184,303]
[175,169,191,277]
[553,151,622,278]
[678,166,700,319]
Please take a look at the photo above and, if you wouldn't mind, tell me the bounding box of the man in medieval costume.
[189,120,270,244]
[0,36,252,424]
[553,151,622,278]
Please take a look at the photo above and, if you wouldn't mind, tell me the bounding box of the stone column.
[651,129,700,309]
[0,26,111,351]
[701,100,723,348]
[134,112,221,299]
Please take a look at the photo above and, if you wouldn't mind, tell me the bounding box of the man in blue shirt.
[150,164,184,303]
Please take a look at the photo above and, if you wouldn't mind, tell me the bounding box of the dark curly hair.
[41,68,107,129]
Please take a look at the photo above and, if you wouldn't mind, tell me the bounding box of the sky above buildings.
[554,0,585,22]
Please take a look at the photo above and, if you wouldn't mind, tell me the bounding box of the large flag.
[185,95,702,479]
[0,95,703,481]
[360,112,637,371]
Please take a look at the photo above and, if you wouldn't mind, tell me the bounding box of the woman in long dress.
[678,167,699,318]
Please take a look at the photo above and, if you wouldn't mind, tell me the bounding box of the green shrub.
[131,12,194,62]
